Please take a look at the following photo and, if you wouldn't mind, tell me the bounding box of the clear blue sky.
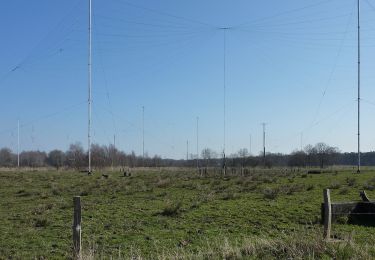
[1,0,375,159]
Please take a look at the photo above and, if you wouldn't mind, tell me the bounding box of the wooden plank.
[73,196,81,259]
[323,189,331,240]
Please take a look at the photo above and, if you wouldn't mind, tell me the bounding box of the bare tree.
[315,142,339,168]
[20,151,47,167]
[66,143,86,170]
[47,150,65,170]
[0,148,15,167]
[201,148,217,168]
[288,150,306,168]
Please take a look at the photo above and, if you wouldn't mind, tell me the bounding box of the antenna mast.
[17,120,20,168]
[88,0,92,174]
[249,134,252,155]
[357,0,361,173]
[220,27,230,175]
[262,123,266,167]
[142,106,145,166]
[196,117,199,171]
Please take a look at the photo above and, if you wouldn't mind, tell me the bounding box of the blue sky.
[1,0,375,159]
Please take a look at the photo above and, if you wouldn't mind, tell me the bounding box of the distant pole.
[112,134,116,171]
[142,106,145,166]
[87,0,92,174]
[249,134,252,155]
[17,120,20,168]
[186,140,189,161]
[262,123,266,167]
[357,0,361,173]
[196,117,199,171]
[220,27,230,175]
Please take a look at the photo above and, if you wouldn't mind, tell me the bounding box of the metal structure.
[196,116,199,171]
[142,106,145,165]
[88,0,92,174]
[220,27,230,175]
[17,120,20,168]
[357,0,361,173]
[262,123,266,167]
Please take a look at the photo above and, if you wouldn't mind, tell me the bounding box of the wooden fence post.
[73,196,82,259]
[323,189,331,240]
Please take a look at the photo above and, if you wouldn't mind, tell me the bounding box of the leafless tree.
[0,148,15,167]
[65,143,86,170]
[47,150,65,170]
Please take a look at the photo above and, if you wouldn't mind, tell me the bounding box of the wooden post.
[323,189,331,240]
[73,196,82,259]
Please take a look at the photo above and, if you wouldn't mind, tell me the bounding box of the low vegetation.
[0,167,375,258]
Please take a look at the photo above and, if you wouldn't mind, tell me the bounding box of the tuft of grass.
[160,200,182,216]
[263,187,279,200]
[363,182,375,191]
[156,178,171,188]
[329,181,341,189]
[34,218,48,228]
[220,192,239,200]
[306,184,315,191]
[339,187,350,195]
[346,177,357,187]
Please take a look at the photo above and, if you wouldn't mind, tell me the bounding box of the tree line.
[0,142,373,169]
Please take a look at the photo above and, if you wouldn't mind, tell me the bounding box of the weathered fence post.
[73,196,82,259]
[323,189,331,240]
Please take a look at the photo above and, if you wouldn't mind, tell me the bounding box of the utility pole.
[142,106,145,167]
[196,117,199,172]
[186,140,189,161]
[17,120,20,168]
[87,0,92,175]
[357,0,361,173]
[262,123,266,167]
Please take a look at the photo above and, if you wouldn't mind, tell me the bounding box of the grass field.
[1,167,375,259]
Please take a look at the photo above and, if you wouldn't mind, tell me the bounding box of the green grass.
[0,167,375,259]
